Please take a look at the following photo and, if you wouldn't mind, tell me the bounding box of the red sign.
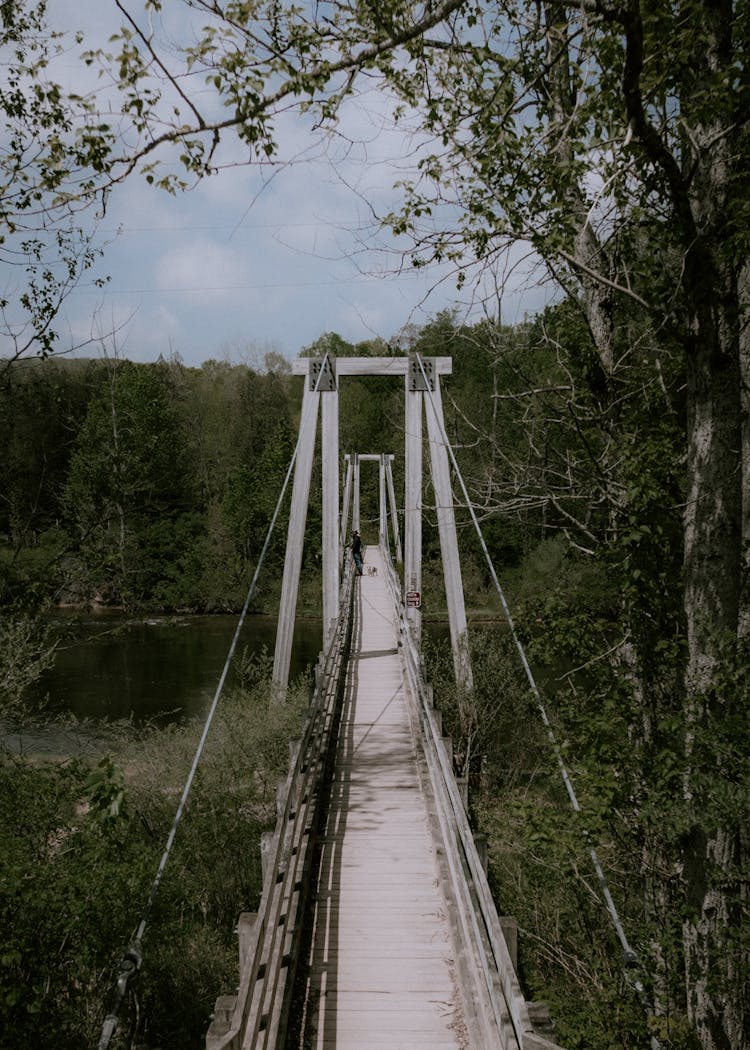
[406,591,421,608]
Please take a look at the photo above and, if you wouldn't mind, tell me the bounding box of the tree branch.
[613,0,697,244]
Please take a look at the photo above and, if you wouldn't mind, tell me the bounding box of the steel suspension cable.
[415,354,660,1050]
[98,355,330,1050]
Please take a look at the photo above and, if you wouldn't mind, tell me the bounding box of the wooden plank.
[307,963,456,984]
[316,1041,459,1050]
[292,356,453,377]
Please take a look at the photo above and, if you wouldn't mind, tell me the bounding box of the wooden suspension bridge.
[204,356,565,1050]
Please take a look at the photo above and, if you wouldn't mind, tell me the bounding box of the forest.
[1,351,300,618]
[2,0,749,1048]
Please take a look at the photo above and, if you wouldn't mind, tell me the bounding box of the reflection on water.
[30,612,323,725]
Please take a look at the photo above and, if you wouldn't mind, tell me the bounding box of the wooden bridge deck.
[296,547,469,1049]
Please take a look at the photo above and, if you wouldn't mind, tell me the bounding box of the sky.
[30,2,553,369]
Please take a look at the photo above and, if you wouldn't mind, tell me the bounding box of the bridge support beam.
[272,383,320,696]
[322,387,339,642]
[378,454,388,548]
[405,375,423,638]
[352,453,361,533]
[340,455,353,558]
[272,355,470,699]
[425,376,473,692]
[344,452,401,567]
[385,455,403,563]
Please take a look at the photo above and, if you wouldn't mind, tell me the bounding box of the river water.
[5,612,452,756]
[32,612,324,725]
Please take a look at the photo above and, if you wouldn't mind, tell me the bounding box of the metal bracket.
[309,355,337,391]
[408,355,434,392]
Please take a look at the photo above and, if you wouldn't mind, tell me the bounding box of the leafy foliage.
[0,613,58,717]
[0,672,308,1048]
[411,294,744,1047]
[63,360,192,607]
[0,1,113,363]
[0,354,304,615]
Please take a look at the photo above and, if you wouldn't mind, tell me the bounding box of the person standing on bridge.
[351,531,363,576]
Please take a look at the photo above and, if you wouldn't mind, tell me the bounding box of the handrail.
[209,562,356,1050]
[380,543,550,1050]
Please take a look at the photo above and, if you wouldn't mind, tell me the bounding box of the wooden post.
[425,376,473,691]
[474,832,489,875]
[260,830,274,883]
[379,454,388,547]
[322,385,340,641]
[340,455,352,554]
[236,912,257,968]
[386,455,403,564]
[499,917,519,971]
[272,383,319,696]
[352,453,361,533]
[405,372,422,638]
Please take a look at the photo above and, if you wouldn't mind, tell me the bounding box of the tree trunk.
[681,286,744,1048]
[675,0,746,1036]
[738,258,750,643]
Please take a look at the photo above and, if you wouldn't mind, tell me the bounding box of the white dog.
[366,564,378,576]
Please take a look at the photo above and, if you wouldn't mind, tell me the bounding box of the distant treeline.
[0,317,561,615]
[0,350,303,612]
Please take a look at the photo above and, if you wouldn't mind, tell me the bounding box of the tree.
[222,418,296,573]
[0,357,107,608]
[0,1,116,366]
[63,357,191,606]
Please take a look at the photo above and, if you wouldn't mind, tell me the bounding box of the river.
[31,611,324,724]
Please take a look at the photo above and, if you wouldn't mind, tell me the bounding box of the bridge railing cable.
[412,353,660,1050]
[97,354,333,1050]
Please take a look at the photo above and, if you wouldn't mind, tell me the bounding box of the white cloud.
[154,238,251,298]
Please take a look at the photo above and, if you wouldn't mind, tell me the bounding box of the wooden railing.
[206,564,355,1050]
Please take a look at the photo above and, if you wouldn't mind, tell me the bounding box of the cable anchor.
[98,942,142,1050]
